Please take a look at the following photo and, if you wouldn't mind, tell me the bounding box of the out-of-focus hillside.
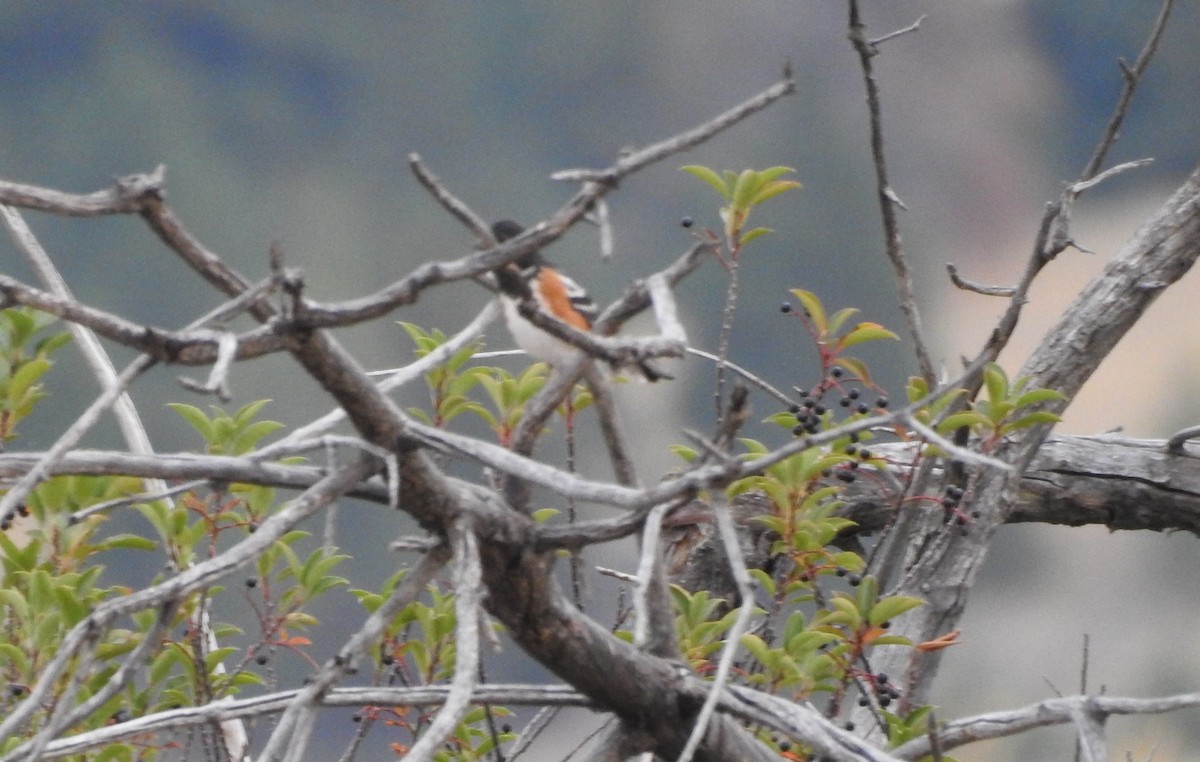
[1,3,1197,758]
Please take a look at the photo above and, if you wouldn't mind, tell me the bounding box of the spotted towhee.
[491,220,668,381]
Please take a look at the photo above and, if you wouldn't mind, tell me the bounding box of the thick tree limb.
[10,431,1200,538]
[871,163,1200,715]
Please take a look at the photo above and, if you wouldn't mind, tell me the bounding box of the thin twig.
[945,263,1016,297]
[967,1,1171,375]
[675,501,759,762]
[686,347,792,407]
[0,457,379,746]
[398,518,482,762]
[1165,424,1200,454]
[409,153,495,242]
[266,301,498,456]
[258,541,449,762]
[14,602,179,762]
[1080,0,1175,178]
[632,503,672,650]
[869,15,926,47]
[584,364,639,488]
[0,273,287,523]
[847,0,936,385]
[178,330,239,399]
[8,685,593,761]
[1069,158,1154,195]
[713,249,743,423]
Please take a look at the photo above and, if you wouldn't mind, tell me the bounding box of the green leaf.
[669,444,699,463]
[789,289,827,334]
[680,165,731,199]
[1002,411,1063,432]
[532,508,560,523]
[937,411,990,432]
[834,357,871,384]
[983,363,1008,404]
[826,307,860,336]
[738,633,774,665]
[870,634,915,647]
[233,420,285,454]
[8,357,50,397]
[740,227,774,245]
[869,595,925,627]
[729,168,759,210]
[97,534,159,552]
[167,403,215,442]
[839,322,901,349]
[232,399,273,428]
[1012,388,1067,408]
[749,178,802,207]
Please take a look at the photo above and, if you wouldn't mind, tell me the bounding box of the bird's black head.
[491,219,542,270]
[491,219,524,243]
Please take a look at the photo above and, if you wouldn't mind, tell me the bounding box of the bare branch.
[686,347,793,407]
[0,165,166,216]
[892,692,1200,760]
[401,518,483,762]
[0,457,379,744]
[945,263,1016,297]
[0,270,285,363]
[551,75,796,184]
[0,274,285,523]
[869,15,926,47]
[1069,157,1154,195]
[846,0,936,385]
[723,688,903,761]
[260,541,451,762]
[14,684,592,760]
[409,152,495,242]
[9,602,179,762]
[584,365,640,488]
[676,501,760,762]
[296,78,790,330]
[968,3,1173,372]
[1080,0,1175,178]
[177,329,238,399]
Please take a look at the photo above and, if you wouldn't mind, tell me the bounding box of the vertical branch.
[846,1,936,384]
[1080,0,1175,179]
[713,253,742,423]
[373,518,482,762]
[584,365,639,488]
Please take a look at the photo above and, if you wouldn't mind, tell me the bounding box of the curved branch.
[893,691,1200,760]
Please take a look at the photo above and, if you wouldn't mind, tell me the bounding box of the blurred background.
[1,2,1198,759]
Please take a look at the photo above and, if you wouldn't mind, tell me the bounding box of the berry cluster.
[856,671,903,710]
[784,372,889,440]
[940,483,979,535]
[0,504,29,532]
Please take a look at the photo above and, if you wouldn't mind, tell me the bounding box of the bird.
[490,219,668,381]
